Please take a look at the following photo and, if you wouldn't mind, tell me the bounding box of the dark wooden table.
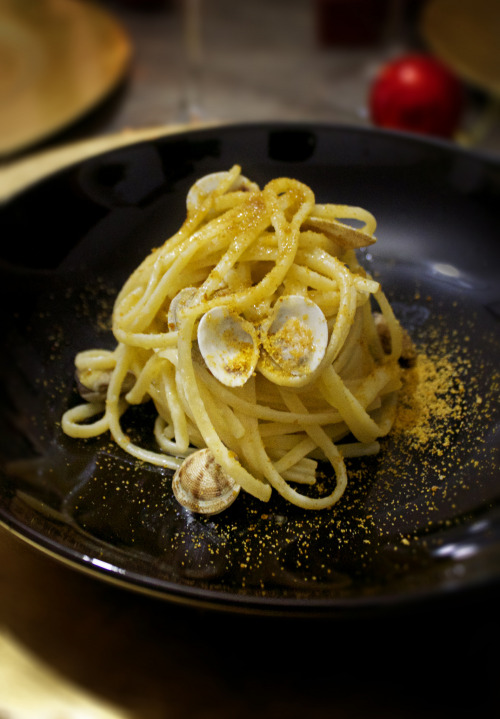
[1,523,499,718]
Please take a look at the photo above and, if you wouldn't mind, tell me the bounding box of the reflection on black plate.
[0,123,499,615]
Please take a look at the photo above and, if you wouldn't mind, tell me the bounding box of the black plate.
[1,123,499,616]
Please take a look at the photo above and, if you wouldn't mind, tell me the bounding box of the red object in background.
[369,54,464,138]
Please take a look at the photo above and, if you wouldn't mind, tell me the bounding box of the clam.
[186,171,259,211]
[172,448,240,514]
[75,368,135,403]
[197,306,259,387]
[167,287,198,331]
[304,205,376,250]
[259,295,328,382]
[373,312,417,367]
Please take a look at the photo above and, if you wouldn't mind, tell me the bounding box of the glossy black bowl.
[1,122,499,616]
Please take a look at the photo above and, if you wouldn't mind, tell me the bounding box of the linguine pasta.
[62,165,404,511]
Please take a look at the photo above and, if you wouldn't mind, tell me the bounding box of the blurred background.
[1,0,499,169]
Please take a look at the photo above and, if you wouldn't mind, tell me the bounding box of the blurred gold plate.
[421,0,500,96]
[0,0,131,158]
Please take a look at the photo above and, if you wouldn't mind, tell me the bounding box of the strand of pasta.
[113,325,181,349]
[124,351,162,404]
[194,363,343,424]
[189,196,272,310]
[318,365,383,444]
[225,372,345,508]
[195,371,246,442]
[266,389,348,509]
[153,417,187,456]
[74,349,116,371]
[272,436,318,475]
[186,180,315,321]
[117,220,231,332]
[309,203,377,236]
[104,344,184,470]
[332,307,366,375]
[114,166,244,318]
[116,190,249,333]
[235,382,324,504]
[160,361,190,452]
[61,401,109,438]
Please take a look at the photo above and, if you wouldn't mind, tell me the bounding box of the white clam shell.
[259,295,328,382]
[186,171,259,211]
[168,287,198,331]
[172,448,240,515]
[197,306,259,387]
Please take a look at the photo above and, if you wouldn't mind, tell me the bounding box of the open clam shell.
[172,448,240,515]
[259,295,328,384]
[197,306,260,387]
[167,287,198,331]
[186,171,259,212]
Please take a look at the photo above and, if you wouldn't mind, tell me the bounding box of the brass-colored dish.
[0,0,131,158]
[420,0,500,96]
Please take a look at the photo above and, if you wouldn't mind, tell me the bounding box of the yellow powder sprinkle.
[392,351,464,450]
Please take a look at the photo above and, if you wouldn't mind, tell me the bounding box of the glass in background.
[178,0,205,123]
